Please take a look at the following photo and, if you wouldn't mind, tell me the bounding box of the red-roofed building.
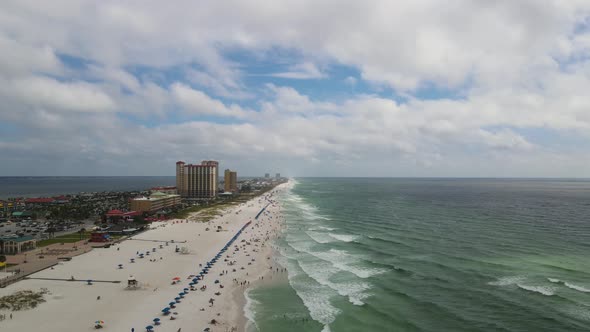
[25,197,55,204]
[105,209,142,222]
[106,209,125,217]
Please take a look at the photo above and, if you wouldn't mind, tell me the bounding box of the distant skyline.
[1,1,590,177]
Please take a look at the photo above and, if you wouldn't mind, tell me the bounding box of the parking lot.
[0,219,96,240]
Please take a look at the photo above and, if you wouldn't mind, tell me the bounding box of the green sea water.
[247,178,590,332]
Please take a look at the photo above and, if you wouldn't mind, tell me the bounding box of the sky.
[1,0,590,177]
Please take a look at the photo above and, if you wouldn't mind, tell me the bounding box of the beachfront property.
[105,209,142,222]
[224,169,238,193]
[0,236,36,255]
[275,173,281,179]
[264,173,270,178]
[176,160,219,199]
[129,192,182,213]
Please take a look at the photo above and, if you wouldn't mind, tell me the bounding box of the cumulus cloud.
[269,62,326,79]
[0,0,590,176]
[0,76,116,113]
[170,83,249,118]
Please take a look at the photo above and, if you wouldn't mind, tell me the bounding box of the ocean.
[248,178,590,332]
[0,176,175,199]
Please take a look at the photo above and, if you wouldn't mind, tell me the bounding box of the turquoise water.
[247,178,590,331]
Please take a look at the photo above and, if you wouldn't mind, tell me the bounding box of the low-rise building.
[0,236,37,254]
[129,192,181,213]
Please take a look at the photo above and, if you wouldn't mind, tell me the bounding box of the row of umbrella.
[147,206,263,332]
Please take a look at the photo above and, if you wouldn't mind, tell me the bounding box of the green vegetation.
[170,181,284,220]
[36,231,92,247]
[0,289,49,311]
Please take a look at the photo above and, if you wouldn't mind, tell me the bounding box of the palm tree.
[78,227,86,240]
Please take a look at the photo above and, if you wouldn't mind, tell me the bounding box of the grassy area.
[36,231,92,247]
[170,182,284,220]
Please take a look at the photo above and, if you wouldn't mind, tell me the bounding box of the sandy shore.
[0,182,290,332]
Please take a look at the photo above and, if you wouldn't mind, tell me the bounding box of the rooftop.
[1,236,35,243]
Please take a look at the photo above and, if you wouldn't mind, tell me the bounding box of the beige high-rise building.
[175,160,219,198]
[224,169,237,192]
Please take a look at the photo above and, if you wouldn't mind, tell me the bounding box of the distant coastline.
[0,176,175,199]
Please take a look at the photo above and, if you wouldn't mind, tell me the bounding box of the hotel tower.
[176,160,219,198]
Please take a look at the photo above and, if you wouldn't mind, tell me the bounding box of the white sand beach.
[0,182,290,332]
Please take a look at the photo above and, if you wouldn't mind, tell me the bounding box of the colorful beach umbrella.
[95,320,104,324]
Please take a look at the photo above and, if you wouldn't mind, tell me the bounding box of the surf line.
[144,203,267,328]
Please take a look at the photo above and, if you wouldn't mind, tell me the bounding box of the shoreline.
[0,182,292,332]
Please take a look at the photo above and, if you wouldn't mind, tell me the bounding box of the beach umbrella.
[95,320,104,324]
[153,318,161,323]
[146,325,154,331]
[162,308,170,313]
[172,277,181,280]
[175,297,181,302]
[183,288,189,291]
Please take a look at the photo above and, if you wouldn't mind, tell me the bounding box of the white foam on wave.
[516,284,557,296]
[287,238,387,279]
[306,231,334,244]
[564,282,590,293]
[243,288,260,331]
[310,226,336,231]
[285,259,341,325]
[297,259,371,306]
[328,233,359,242]
[284,192,331,221]
[488,275,526,286]
[315,249,387,279]
[321,325,331,332]
[547,278,561,283]
[560,305,590,321]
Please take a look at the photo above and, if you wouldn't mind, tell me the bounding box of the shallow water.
[248,178,590,331]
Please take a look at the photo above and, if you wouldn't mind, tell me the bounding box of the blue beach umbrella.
[146,325,154,331]
[183,288,189,291]
[169,302,175,306]
[162,308,170,312]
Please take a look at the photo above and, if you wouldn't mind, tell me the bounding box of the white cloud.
[1,1,590,176]
[170,83,249,118]
[0,75,116,113]
[270,62,325,79]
